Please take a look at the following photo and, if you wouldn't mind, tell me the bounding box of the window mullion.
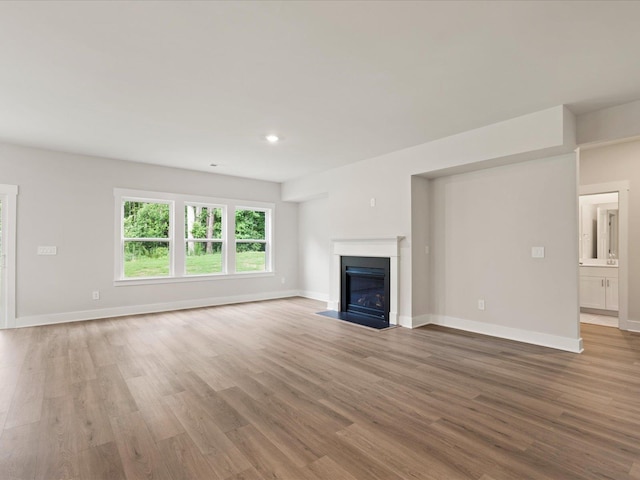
[227,207,236,274]
[174,200,185,277]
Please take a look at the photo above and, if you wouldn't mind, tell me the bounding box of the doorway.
[0,184,17,329]
[578,182,629,331]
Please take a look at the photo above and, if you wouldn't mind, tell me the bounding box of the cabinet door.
[580,276,606,309]
[606,277,619,311]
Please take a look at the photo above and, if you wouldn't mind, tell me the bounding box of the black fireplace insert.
[341,256,390,325]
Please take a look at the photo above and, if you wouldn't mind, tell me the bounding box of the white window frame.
[233,206,273,274]
[184,202,227,276]
[0,184,18,329]
[119,196,174,280]
[114,188,274,286]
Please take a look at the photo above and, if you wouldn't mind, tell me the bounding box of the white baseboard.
[410,314,431,329]
[298,290,329,303]
[397,315,412,328]
[429,314,583,353]
[625,318,640,332]
[15,290,300,328]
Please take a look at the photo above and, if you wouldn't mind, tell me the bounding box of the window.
[114,189,273,284]
[122,200,172,278]
[185,204,224,275]
[235,208,268,272]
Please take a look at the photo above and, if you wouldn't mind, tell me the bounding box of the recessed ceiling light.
[265,134,279,143]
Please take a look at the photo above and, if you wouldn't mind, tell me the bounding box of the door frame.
[579,180,629,331]
[0,184,18,329]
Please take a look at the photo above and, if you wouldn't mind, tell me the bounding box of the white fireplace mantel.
[329,236,404,325]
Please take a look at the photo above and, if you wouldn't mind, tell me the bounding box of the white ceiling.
[1,1,640,183]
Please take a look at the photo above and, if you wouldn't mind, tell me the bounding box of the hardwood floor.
[1,297,639,479]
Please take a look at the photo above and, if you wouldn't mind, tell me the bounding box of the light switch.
[370,197,376,207]
[531,246,545,258]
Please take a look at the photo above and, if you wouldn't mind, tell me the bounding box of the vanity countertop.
[579,263,618,268]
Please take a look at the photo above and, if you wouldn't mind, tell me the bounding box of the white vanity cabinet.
[579,266,618,311]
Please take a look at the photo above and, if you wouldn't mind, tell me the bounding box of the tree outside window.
[123,201,171,278]
[235,209,267,272]
[185,205,224,275]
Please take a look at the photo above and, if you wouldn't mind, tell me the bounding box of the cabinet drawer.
[580,266,618,279]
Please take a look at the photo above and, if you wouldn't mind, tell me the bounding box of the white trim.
[15,290,300,328]
[0,184,18,329]
[579,180,629,332]
[114,188,274,282]
[429,314,583,353]
[114,188,275,210]
[114,271,275,286]
[408,314,431,329]
[626,318,640,332]
[298,290,329,302]
[234,205,273,274]
[398,315,415,328]
[329,236,405,326]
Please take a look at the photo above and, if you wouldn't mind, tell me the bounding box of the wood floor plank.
[225,466,265,480]
[162,391,234,456]
[304,456,360,480]
[75,441,126,480]
[158,432,224,480]
[203,442,253,480]
[0,366,20,421]
[226,424,308,480]
[33,407,77,480]
[96,364,138,418]
[72,401,115,452]
[126,374,185,442]
[219,386,324,468]
[4,371,45,429]
[0,422,40,480]
[109,411,173,480]
[172,379,248,433]
[43,354,71,399]
[68,347,97,384]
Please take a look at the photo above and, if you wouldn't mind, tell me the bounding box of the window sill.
[114,271,275,287]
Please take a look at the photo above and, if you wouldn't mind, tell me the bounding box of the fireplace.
[326,237,403,328]
[341,256,390,325]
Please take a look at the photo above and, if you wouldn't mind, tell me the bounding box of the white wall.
[580,139,640,325]
[286,106,580,349]
[0,142,298,327]
[298,196,330,301]
[283,106,574,202]
[411,176,430,320]
[429,155,580,349]
[577,99,640,146]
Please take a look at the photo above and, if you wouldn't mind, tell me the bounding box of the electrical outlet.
[281,277,285,285]
[92,291,100,300]
[37,246,57,255]
[478,299,485,311]
[425,245,430,255]
[370,197,376,207]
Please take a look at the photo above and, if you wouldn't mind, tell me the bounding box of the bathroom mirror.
[579,192,619,262]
